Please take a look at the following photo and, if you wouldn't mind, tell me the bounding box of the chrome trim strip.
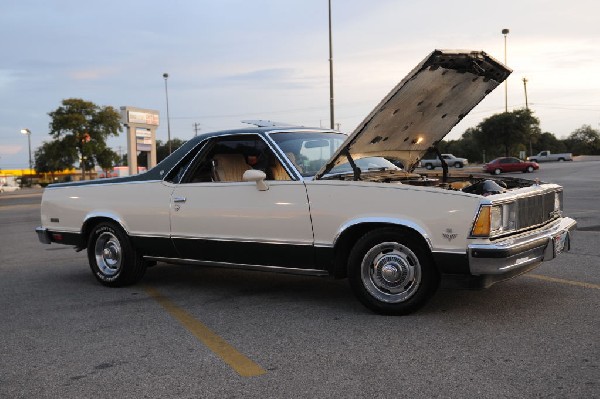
[41,227,80,234]
[169,235,313,246]
[83,212,130,234]
[333,217,432,250]
[130,233,171,239]
[143,256,329,277]
[44,180,163,189]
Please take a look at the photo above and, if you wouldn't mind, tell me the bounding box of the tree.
[34,140,77,180]
[534,132,567,154]
[472,108,541,158]
[564,125,600,155]
[48,98,122,179]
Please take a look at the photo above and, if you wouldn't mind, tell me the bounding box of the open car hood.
[314,50,511,179]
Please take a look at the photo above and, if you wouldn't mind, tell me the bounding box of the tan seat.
[286,152,303,173]
[270,162,291,181]
[212,154,251,182]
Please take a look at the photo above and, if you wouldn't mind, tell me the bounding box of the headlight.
[490,202,517,235]
[471,202,518,237]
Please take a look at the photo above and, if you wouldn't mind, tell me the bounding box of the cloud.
[0,145,22,155]
[69,67,119,81]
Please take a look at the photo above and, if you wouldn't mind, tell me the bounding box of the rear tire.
[87,222,146,287]
[348,228,439,315]
[425,163,434,170]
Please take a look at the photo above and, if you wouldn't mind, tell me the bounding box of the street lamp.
[502,28,509,112]
[163,73,172,154]
[328,0,335,130]
[20,128,32,171]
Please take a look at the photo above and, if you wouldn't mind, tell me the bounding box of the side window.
[163,142,205,184]
[181,135,291,183]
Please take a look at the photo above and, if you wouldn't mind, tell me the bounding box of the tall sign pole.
[120,106,159,176]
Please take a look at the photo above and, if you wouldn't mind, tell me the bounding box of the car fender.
[333,217,433,250]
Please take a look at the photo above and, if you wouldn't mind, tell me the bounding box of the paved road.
[1,162,598,398]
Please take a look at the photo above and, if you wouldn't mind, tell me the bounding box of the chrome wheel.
[94,231,122,277]
[360,242,422,303]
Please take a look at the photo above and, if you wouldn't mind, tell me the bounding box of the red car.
[483,157,539,174]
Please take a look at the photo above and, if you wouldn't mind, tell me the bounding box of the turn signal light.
[471,205,491,237]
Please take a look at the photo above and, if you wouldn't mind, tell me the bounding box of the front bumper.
[468,217,576,277]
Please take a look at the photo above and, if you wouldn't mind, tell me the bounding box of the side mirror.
[242,169,269,191]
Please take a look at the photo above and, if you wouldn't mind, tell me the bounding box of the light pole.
[163,73,172,154]
[328,0,335,130]
[502,28,509,113]
[20,128,32,171]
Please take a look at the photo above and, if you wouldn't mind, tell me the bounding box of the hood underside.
[315,50,511,178]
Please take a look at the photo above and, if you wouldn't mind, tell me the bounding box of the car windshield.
[329,157,400,175]
[269,131,402,178]
[269,131,347,177]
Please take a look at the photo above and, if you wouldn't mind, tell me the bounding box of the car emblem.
[442,228,458,242]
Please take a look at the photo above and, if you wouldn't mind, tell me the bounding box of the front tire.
[87,222,146,287]
[454,162,463,168]
[348,228,439,315]
[526,166,534,173]
[494,168,502,175]
[425,163,434,170]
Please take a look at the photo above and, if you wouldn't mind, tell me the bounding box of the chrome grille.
[517,191,557,229]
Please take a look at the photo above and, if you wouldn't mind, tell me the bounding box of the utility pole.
[523,77,532,156]
[193,122,201,137]
[522,77,529,109]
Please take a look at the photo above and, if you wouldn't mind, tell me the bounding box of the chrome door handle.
[173,197,187,203]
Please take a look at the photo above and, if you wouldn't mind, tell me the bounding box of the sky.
[1,0,599,169]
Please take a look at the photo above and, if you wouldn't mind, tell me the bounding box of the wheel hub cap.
[374,253,414,291]
[360,242,422,303]
[95,232,122,276]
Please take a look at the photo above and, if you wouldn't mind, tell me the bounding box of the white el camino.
[36,50,576,315]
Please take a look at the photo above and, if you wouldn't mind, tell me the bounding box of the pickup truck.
[527,151,573,162]
[420,153,468,169]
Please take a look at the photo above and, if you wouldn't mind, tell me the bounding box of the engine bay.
[322,169,537,196]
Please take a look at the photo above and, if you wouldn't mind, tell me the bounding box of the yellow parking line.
[527,274,600,290]
[144,286,266,377]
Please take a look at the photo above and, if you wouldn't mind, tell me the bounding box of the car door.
[169,134,316,270]
[500,158,514,172]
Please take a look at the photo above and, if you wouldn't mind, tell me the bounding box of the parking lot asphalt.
[1,161,598,398]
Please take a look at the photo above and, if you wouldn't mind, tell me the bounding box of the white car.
[36,50,576,315]
[420,153,469,169]
[0,184,21,193]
